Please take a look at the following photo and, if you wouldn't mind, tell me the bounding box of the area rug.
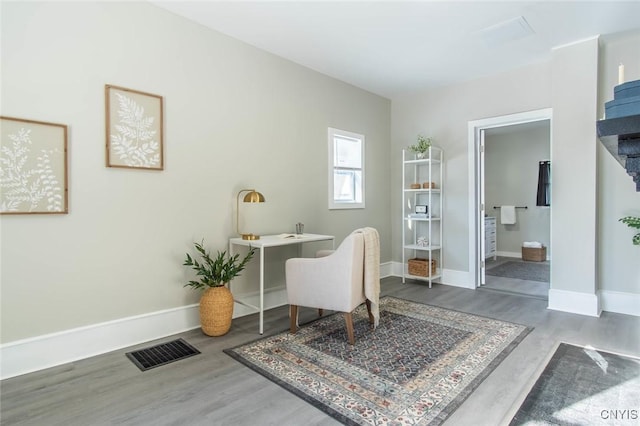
[224,296,532,425]
[486,260,549,283]
[510,343,640,425]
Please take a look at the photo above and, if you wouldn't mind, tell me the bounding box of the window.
[328,127,365,209]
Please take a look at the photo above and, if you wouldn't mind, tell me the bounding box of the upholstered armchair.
[285,231,378,345]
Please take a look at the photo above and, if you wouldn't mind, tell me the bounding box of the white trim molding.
[600,290,640,317]
[389,262,473,289]
[441,269,475,289]
[548,289,601,317]
[380,261,393,279]
[495,251,521,258]
[0,304,201,380]
[1,263,395,380]
[467,108,553,290]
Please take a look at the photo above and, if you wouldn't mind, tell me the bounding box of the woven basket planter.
[199,286,234,336]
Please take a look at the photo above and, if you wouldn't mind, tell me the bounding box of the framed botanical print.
[0,116,68,214]
[105,85,164,170]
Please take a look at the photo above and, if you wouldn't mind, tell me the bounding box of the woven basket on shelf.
[522,246,546,262]
[199,286,234,336]
[408,258,437,277]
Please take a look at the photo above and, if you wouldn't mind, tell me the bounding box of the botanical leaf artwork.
[0,124,65,213]
[110,92,161,168]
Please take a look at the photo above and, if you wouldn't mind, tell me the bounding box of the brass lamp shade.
[243,190,265,203]
[237,189,265,240]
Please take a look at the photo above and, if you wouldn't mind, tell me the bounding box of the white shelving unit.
[402,147,443,288]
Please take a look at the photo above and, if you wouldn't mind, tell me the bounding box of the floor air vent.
[126,338,200,371]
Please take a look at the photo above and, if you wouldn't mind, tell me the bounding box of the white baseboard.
[389,262,474,289]
[548,289,601,317]
[1,263,395,380]
[495,250,550,261]
[7,264,628,380]
[380,261,393,278]
[441,269,475,289]
[0,304,201,380]
[600,290,640,317]
[0,287,294,381]
[496,251,521,258]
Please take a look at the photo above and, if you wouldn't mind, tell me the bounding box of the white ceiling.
[150,1,640,98]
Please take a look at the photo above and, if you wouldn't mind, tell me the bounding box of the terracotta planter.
[199,286,234,336]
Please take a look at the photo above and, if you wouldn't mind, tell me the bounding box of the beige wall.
[391,62,552,272]
[2,2,638,348]
[0,2,391,343]
[550,38,599,296]
[597,31,640,295]
[392,33,639,306]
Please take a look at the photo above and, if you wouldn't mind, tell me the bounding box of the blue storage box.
[605,95,640,119]
[614,80,640,99]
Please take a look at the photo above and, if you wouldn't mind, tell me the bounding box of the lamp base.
[241,233,260,240]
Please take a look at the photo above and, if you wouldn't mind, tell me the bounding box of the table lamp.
[236,189,265,240]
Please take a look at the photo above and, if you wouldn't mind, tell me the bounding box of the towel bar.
[493,206,528,209]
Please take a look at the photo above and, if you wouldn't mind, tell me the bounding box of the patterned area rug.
[510,343,640,425]
[224,296,532,425]
[486,260,550,283]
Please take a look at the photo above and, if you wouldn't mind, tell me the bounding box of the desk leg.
[228,241,234,295]
[259,246,264,334]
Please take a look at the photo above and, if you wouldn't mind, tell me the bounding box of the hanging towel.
[501,206,517,225]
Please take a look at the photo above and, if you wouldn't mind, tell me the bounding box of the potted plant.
[184,240,255,336]
[408,135,433,159]
[619,216,640,245]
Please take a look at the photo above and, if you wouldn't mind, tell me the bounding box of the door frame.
[467,108,552,289]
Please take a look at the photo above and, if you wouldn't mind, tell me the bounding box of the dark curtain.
[536,161,551,206]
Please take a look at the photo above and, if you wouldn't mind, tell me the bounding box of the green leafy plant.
[184,240,255,289]
[408,135,433,154]
[619,216,640,245]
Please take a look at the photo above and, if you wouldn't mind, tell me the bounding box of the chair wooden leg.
[318,308,324,317]
[290,305,298,335]
[366,300,374,324]
[344,312,355,345]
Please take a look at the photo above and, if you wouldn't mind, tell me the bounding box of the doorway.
[467,109,552,296]
[482,121,551,299]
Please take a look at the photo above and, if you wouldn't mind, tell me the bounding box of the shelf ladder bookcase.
[401,147,443,288]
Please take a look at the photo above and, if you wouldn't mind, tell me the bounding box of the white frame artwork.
[105,84,164,170]
[0,116,68,214]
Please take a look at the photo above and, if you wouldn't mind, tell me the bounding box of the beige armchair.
[285,229,379,344]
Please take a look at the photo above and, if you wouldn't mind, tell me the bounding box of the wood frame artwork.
[0,116,68,214]
[105,85,164,170]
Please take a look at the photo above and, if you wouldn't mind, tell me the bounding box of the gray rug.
[510,343,640,425]
[486,260,549,283]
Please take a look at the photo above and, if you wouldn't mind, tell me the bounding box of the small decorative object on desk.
[408,134,433,159]
[295,222,304,234]
[417,236,428,247]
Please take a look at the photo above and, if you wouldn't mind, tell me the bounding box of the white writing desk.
[228,233,335,334]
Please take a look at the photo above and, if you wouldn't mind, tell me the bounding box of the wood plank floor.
[482,256,550,300]
[2,277,638,426]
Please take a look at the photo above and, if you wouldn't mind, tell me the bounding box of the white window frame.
[328,127,365,210]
